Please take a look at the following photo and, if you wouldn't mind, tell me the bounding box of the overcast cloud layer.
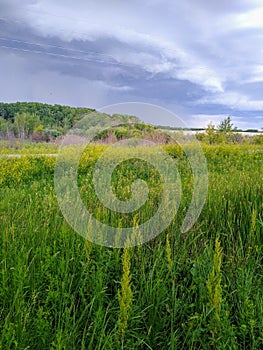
[1,0,263,128]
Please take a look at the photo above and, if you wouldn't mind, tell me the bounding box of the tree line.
[0,102,141,141]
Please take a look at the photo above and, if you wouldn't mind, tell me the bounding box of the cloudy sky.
[1,0,263,129]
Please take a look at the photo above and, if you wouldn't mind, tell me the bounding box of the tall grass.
[0,144,262,349]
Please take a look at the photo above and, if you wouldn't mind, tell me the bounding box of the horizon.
[1,100,262,132]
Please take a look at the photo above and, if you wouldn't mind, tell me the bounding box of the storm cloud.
[1,0,263,129]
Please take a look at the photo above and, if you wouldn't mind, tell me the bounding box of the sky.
[1,0,263,129]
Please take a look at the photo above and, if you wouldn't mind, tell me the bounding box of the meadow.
[0,143,263,349]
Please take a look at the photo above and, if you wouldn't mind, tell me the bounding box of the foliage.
[0,102,143,141]
[217,116,236,133]
[13,112,41,138]
[200,116,250,145]
[93,123,171,144]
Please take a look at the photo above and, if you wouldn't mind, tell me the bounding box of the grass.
[0,140,59,154]
[0,143,263,349]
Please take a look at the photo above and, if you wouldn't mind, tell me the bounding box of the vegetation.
[0,104,262,146]
[196,116,263,145]
[0,102,141,141]
[0,141,262,349]
[93,123,171,144]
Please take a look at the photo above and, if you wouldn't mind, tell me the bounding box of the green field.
[0,144,263,349]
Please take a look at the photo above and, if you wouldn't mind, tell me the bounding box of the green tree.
[217,116,240,143]
[0,117,8,134]
[14,112,41,139]
[217,116,236,133]
[0,117,13,138]
[204,122,217,144]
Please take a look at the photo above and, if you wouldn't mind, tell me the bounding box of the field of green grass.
[0,143,263,349]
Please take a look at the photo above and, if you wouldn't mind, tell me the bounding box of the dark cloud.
[0,0,263,129]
